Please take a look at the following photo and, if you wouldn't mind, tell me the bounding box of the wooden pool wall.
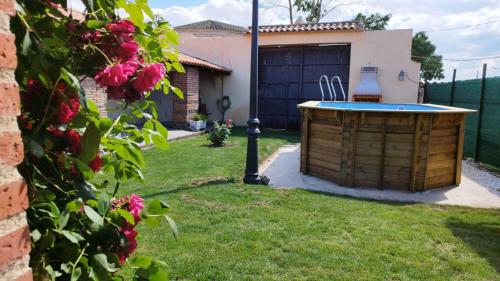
[299,108,468,191]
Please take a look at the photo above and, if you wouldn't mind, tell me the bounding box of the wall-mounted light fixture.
[399,69,406,81]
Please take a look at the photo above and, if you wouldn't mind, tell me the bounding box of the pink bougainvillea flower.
[128,194,144,223]
[95,62,138,87]
[66,129,81,154]
[58,98,80,124]
[106,20,135,34]
[89,154,103,172]
[132,63,166,93]
[117,40,139,61]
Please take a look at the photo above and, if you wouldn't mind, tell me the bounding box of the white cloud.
[71,0,500,81]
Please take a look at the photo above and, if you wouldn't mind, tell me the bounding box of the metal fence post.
[475,64,487,162]
[449,69,457,106]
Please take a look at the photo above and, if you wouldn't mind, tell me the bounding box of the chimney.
[354,67,382,95]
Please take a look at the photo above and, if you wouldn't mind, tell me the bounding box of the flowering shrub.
[207,121,233,147]
[13,0,184,279]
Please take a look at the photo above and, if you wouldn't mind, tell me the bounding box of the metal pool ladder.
[319,75,346,101]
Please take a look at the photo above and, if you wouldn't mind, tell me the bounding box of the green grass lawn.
[105,128,500,281]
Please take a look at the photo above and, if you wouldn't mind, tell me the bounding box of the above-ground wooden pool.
[298,101,475,192]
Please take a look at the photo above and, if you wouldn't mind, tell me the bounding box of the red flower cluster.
[112,194,145,264]
[58,97,80,124]
[89,20,166,103]
[89,154,103,172]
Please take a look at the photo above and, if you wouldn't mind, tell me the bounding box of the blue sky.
[148,0,205,7]
[70,0,500,81]
[156,0,500,81]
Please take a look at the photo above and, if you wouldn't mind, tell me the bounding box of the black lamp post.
[243,0,261,184]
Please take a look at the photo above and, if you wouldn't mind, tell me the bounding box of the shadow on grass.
[142,176,236,199]
[299,188,416,207]
[447,218,500,274]
[231,127,300,144]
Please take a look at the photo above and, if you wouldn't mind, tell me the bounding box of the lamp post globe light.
[243,0,262,184]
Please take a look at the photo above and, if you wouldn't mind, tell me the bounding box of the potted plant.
[189,113,208,131]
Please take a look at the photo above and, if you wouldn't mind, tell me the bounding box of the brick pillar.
[82,78,108,117]
[0,1,32,280]
[172,66,199,129]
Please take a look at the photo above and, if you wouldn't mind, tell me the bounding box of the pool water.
[318,102,446,111]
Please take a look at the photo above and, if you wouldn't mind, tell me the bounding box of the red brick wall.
[82,78,108,117]
[0,1,32,280]
[172,66,199,128]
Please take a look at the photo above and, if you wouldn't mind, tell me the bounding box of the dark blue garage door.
[258,45,350,129]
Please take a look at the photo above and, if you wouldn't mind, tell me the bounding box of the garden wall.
[0,0,32,280]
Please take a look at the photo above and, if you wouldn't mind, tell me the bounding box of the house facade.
[171,20,421,129]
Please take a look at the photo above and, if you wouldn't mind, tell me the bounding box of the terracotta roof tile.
[178,53,232,74]
[255,21,364,33]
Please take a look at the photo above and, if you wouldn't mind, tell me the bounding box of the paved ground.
[261,145,500,209]
[167,129,203,141]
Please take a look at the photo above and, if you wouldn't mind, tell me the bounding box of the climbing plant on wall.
[12,0,183,279]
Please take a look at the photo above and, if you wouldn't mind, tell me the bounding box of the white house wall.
[178,29,420,126]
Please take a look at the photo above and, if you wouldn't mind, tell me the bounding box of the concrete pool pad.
[261,145,500,209]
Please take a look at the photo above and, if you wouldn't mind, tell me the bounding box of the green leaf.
[31,229,42,242]
[130,255,152,268]
[59,210,70,230]
[99,117,113,133]
[116,209,135,225]
[172,61,185,73]
[151,131,168,150]
[66,199,83,212]
[60,67,81,91]
[61,230,83,244]
[164,28,180,45]
[22,31,31,56]
[76,182,96,200]
[80,122,101,162]
[71,267,82,281]
[33,189,56,203]
[84,205,103,226]
[87,99,99,114]
[76,159,94,180]
[93,253,118,273]
[97,193,110,215]
[86,20,103,28]
[171,86,183,99]
[164,215,178,239]
[147,263,169,281]
[114,142,145,167]
[28,139,45,158]
[147,199,165,215]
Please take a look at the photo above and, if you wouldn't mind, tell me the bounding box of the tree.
[353,13,391,30]
[294,0,345,23]
[412,32,445,81]
[263,0,295,24]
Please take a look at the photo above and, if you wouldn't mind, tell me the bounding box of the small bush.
[207,121,232,146]
[193,113,208,121]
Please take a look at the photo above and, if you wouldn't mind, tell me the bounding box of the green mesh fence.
[426,77,500,168]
